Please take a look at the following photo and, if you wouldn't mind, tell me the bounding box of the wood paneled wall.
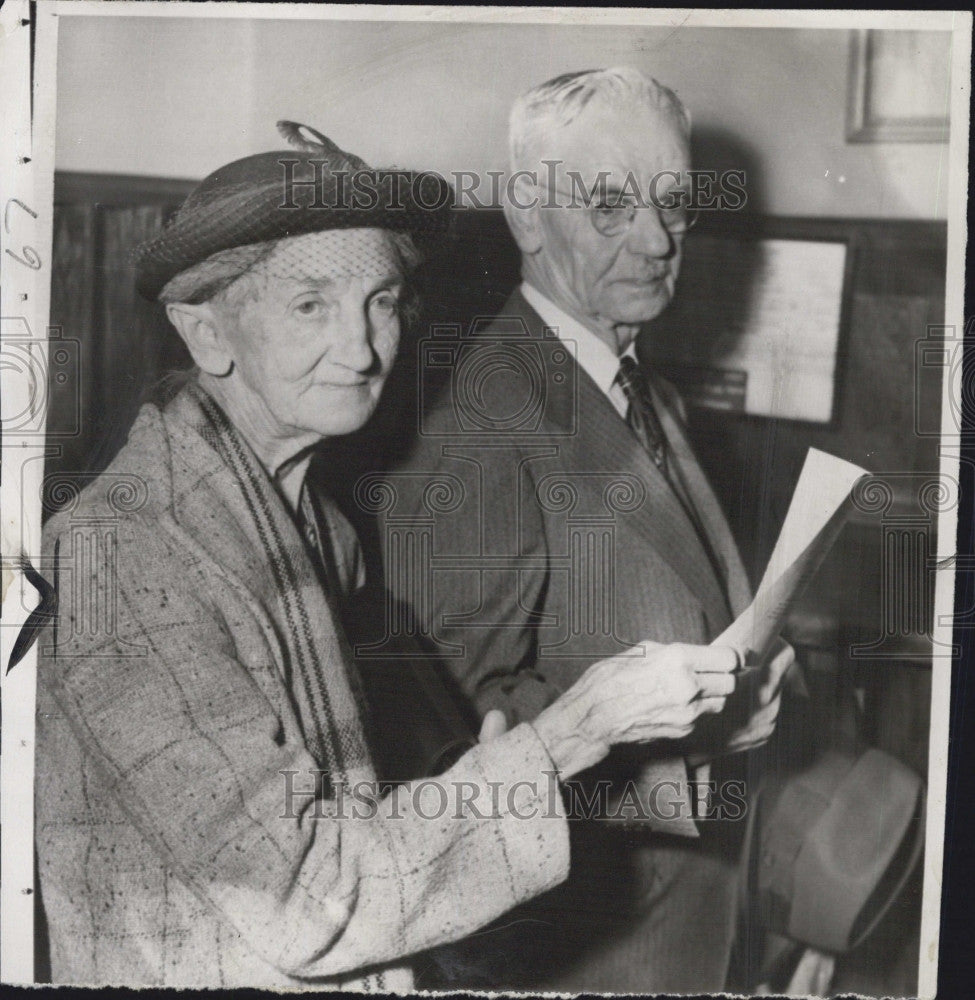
[50,174,194,480]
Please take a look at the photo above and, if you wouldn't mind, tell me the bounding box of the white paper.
[715,448,869,664]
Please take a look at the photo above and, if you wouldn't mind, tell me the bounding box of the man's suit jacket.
[387,289,752,828]
[384,289,754,991]
[35,381,569,989]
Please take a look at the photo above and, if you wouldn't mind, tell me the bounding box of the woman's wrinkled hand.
[532,642,740,780]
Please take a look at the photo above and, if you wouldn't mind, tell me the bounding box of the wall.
[55,16,950,218]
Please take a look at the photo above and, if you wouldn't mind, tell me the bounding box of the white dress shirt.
[520,282,635,420]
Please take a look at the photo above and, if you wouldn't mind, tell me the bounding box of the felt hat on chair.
[739,744,925,984]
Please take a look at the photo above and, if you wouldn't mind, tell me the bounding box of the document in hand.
[715,448,870,666]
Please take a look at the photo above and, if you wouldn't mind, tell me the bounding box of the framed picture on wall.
[847,28,952,142]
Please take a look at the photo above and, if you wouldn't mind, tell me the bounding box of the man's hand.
[531,642,739,780]
[687,637,795,767]
[728,637,794,754]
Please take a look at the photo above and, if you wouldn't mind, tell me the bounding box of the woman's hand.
[532,642,739,780]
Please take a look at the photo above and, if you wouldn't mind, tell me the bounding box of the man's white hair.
[508,66,691,173]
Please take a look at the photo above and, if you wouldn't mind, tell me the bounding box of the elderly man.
[34,123,741,989]
[387,69,795,992]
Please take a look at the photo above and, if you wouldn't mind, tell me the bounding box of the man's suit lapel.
[501,291,732,628]
[649,377,753,618]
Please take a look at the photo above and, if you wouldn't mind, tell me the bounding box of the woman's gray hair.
[157,241,277,306]
[508,66,691,173]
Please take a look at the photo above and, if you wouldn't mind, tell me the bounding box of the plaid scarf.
[187,381,373,790]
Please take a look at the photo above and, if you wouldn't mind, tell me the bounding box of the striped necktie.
[616,354,669,476]
[616,356,729,596]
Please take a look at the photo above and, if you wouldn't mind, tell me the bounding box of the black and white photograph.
[0,5,969,997]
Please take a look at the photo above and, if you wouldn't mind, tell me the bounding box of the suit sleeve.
[385,423,566,726]
[40,514,569,980]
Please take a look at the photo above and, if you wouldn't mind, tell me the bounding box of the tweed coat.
[385,289,754,992]
[35,382,569,989]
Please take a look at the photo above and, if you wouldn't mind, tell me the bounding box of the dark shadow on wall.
[691,123,769,217]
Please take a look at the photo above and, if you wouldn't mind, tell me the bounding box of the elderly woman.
[35,124,739,989]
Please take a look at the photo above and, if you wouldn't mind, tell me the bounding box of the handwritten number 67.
[4,198,42,271]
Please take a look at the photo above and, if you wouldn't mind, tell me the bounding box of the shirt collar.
[520,282,636,398]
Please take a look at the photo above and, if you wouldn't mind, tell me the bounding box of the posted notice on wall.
[649,237,848,423]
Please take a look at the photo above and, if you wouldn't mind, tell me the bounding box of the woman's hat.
[135,121,454,300]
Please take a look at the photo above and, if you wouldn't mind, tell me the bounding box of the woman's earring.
[218,359,235,378]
